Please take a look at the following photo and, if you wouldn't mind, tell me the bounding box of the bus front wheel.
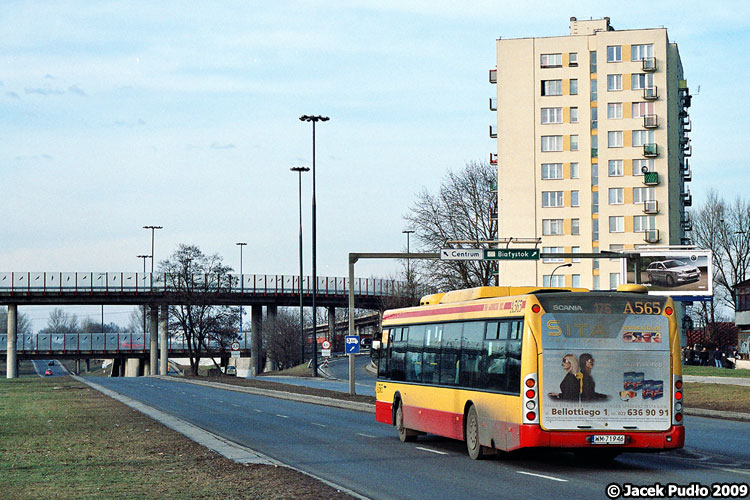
[466,405,492,459]
[396,401,418,442]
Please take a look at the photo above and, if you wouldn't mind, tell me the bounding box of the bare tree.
[262,309,304,371]
[40,308,79,333]
[80,318,122,334]
[159,244,238,376]
[404,160,497,290]
[0,307,33,334]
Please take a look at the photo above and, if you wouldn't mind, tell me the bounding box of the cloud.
[67,85,86,96]
[210,142,236,150]
[24,87,64,96]
[113,119,146,128]
[15,154,53,161]
[6,91,20,99]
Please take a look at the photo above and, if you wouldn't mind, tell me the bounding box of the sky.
[2,1,749,330]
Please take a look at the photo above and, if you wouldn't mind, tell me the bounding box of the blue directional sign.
[345,335,360,354]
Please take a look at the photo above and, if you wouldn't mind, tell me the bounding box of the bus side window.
[506,320,524,394]
[390,327,407,381]
[377,329,389,378]
[439,322,462,386]
[460,321,485,388]
[406,325,426,383]
[422,324,442,385]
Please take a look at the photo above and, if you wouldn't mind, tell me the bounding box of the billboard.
[621,249,712,300]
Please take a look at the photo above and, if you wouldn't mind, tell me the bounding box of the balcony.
[643,114,658,129]
[682,140,692,157]
[489,152,498,165]
[681,211,691,225]
[682,219,693,232]
[489,69,497,84]
[489,98,497,111]
[680,91,692,108]
[681,237,693,245]
[489,125,497,139]
[591,147,598,158]
[682,189,693,207]
[644,229,660,243]
[681,115,692,132]
[642,57,657,72]
[643,86,658,100]
[683,166,692,182]
[643,200,659,214]
[643,171,659,185]
[643,143,659,157]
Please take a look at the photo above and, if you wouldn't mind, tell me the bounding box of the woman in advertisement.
[548,354,580,401]
[579,353,608,401]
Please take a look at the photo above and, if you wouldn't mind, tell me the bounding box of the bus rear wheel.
[466,405,492,459]
[396,401,418,442]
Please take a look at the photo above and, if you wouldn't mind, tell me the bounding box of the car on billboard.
[646,260,701,287]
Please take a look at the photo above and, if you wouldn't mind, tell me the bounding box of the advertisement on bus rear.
[538,297,671,431]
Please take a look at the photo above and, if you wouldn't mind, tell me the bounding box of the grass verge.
[682,364,750,378]
[683,382,750,413]
[0,377,355,500]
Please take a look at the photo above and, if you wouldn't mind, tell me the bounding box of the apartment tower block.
[490,17,693,289]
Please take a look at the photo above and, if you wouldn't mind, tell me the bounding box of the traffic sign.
[321,349,331,357]
[345,335,360,354]
[321,340,331,350]
[440,248,483,261]
[231,341,240,351]
[484,248,540,260]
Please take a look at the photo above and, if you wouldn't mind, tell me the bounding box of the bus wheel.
[466,405,490,460]
[396,402,418,442]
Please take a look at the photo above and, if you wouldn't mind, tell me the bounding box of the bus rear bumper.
[518,424,685,451]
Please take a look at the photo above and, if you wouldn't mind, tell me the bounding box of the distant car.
[48,361,54,366]
[44,368,53,376]
[222,366,237,376]
[647,259,701,287]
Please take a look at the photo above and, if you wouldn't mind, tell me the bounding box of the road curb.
[684,407,750,422]
[155,375,376,414]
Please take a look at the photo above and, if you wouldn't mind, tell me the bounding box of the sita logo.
[552,304,583,311]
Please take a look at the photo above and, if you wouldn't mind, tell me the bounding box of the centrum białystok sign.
[440,248,484,260]
[484,248,540,260]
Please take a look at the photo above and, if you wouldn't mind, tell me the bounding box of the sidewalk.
[683,375,750,386]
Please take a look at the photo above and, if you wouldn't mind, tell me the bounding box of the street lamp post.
[291,166,310,365]
[143,225,163,275]
[137,255,150,334]
[236,242,247,341]
[550,262,573,286]
[402,229,414,296]
[299,114,329,377]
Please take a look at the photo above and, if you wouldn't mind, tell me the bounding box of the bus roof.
[419,286,589,305]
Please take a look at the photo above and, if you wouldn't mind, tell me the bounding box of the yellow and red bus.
[374,285,684,459]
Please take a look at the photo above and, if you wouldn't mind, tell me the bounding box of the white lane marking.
[276,414,289,419]
[254,409,263,413]
[217,400,224,403]
[516,471,568,482]
[415,446,449,455]
[232,404,241,408]
[312,423,327,427]
[356,433,376,438]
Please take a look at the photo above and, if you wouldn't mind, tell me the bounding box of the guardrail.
[0,272,407,297]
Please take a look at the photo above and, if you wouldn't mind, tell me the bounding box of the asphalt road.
[31,359,67,377]
[256,355,376,396]
[91,376,750,500]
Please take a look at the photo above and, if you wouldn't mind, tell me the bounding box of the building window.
[569,52,578,66]
[590,80,598,101]
[632,102,655,118]
[541,107,563,124]
[591,135,598,157]
[631,44,654,62]
[542,246,564,263]
[543,275,565,287]
[592,192,599,214]
[609,216,625,233]
[542,80,562,96]
[571,218,580,235]
[570,135,579,151]
[541,163,563,179]
[571,190,579,207]
[570,162,579,179]
[570,107,578,123]
[632,73,654,90]
[608,159,623,177]
[591,163,598,187]
[572,246,581,263]
[608,131,623,148]
[591,107,598,130]
[541,53,562,68]
[592,219,599,240]
[570,79,578,95]
[607,45,622,63]
[542,191,564,208]
[633,187,655,203]
[609,273,622,290]
[609,244,624,261]
[542,219,564,235]
[593,275,600,291]
[634,215,656,232]
[541,135,563,152]
[572,274,581,288]
[607,74,622,91]
[590,51,597,73]
[607,102,623,119]
[633,159,654,176]
[632,130,655,147]
[608,188,624,205]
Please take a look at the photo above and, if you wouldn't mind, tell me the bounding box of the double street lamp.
[143,225,163,274]
[299,114,329,377]
[291,166,310,364]
[236,242,247,340]
[137,254,150,334]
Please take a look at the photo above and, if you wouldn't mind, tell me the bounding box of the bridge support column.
[6,304,17,379]
[149,306,158,375]
[159,305,168,376]
[327,307,335,343]
[250,306,263,376]
[265,305,277,372]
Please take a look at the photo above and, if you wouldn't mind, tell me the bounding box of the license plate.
[591,435,625,445]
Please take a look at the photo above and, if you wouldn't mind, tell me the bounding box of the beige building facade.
[490,17,692,289]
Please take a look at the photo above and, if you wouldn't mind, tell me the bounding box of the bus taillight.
[525,378,535,388]
[522,373,539,424]
[673,375,683,426]
[665,306,674,315]
[531,304,541,313]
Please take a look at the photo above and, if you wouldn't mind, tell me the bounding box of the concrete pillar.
[265,305,277,371]
[149,306,158,375]
[125,358,141,377]
[6,304,17,379]
[86,358,90,372]
[328,306,335,343]
[75,359,81,375]
[159,304,168,376]
[250,306,263,375]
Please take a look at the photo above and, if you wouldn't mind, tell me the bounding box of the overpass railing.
[0,273,408,297]
[0,332,249,354]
